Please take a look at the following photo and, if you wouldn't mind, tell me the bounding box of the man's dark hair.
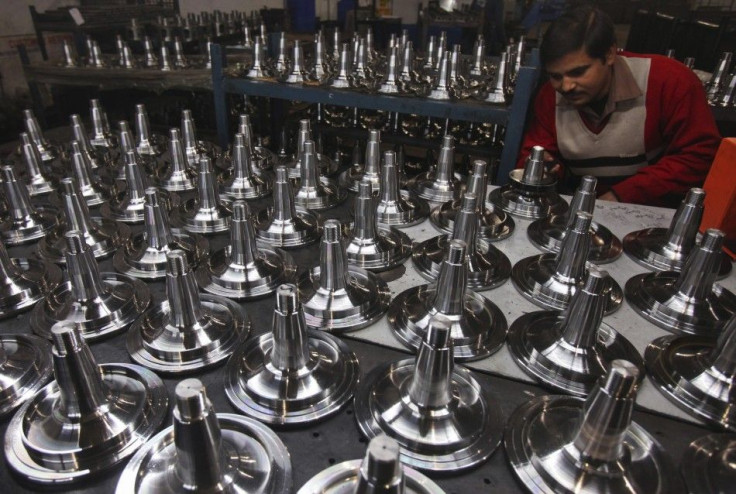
[540,5,615,67]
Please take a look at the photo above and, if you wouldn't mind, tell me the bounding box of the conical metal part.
[427,51,452,100]
[114,188,207,279]
[242,25,254,48]
[285,119,338,178]
[627,229,736,336]
[293,140,347,210]
[413,193,511,291]
[220,133,272,200]
[274,32,291,76]
[430,159,514,241]
[90,41,106,68]
[398,41,415,86]
[32,231,151,340]
[19,132,55,196]
[127,249,250,373]
[485,52,508,104]
[246,38,270,79]
[408,135,464,202]
[339,129,382,193]
[0,165,58,245]
[707,52,732,102]
[346,180,412,272]
[5,323,168,485]
[116,378,291,494]
[237,113,278,172]
[159,44,173,71]
[196,201,296,299]
[298,434,445,494]
[390,239,507,360]
[528,175,623,263]
[512,211,623,314]
[121,42,138,69]
[152,128,197,191]
[505,360,683,493]
[134,104,164,156]
[424,36,437,69]
[38,178,129,264]
[23,109,58,162]
[282,40,306,83]
[225,283,358,424]
[0,334,52,418]
[681,433,736,493]
[376,151,430,228]
[330,43,352,88]
[173,37,188,68]
[70,114,109,172]
[89,99,116,149]
[170,157,232,234]
[378,46,401,94]
[181,109,219,168]
[297,220,390,331]
[356,318,504,472]
[509,268,644,396]
[0,240,61,319]
[489,145,569,219]
[143,36,159,68]
[68,140,110,207]
[469,37,486,77]
[309,33,329,82]
[61,39,78,67]
[624,188,732,277]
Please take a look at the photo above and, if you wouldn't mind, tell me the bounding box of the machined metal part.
[196,201,296,299]
[226,283,358,424]
[297,220,391,331]
[170,157,232,234]
[408,135,464,203]
[355,318,504,472]
[116,378,291,494]
[427,51,452,100]
[254,167,323,248]
[23,109,58,162]
[509,268,644,396]
[645,313,736,430]
[390,239,507,360]
[284,119,338,178]
[331,42,352,88]
[159,44,173,71]
[32,231,151,341]
[134,104,165,157]
[274,32,291,76]
[237,114,278,172]
[681,434,736,493]
[293,140,347,210]
[38,178,129,264]
[623,188,732,277]
[339,129,382,193]
[430,159,515,242]
[0,334,52,418]
[70,114,112,172]
[484,52,508,104]
[69,140,111,207]
[376,150,430,228]
[114,188,208,279]
[298,434,445,494]
[61,39,78,67]
[152,128,197,191]
[512,212,623,314]
[181,109,220,170]
[282,40,306,83]
[489,146,569,219]
[247,39,271,78]
[0,240,61,320]
[127,250,250,373]
[626,229,736,336]
[707,52,732,103]
[89,99,116,149]
[505,360,683,493]
[413,193,511,291]
[378,46,401,94]
[5,323,168,486]
[143,36,159,68]
[220,133,272,200]
[528,176,623,263]
[346,180,412,272]
[0,166,58,245]
[18,132,55,196]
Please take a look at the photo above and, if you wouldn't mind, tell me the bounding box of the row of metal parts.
[705,51,736,107]
[0,104,734,492]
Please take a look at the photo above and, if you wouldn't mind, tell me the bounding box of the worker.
[518,5,721,207]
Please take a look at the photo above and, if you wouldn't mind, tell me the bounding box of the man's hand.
[598,191,619,202]
[543,151,562,177]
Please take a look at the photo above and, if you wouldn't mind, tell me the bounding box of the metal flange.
[407,135,465,203]
[338,129,382,193]
[0,241,61,320]
[151,128,198,192]
[0,334,52,418]
[0,166,59,245]
[284,119,338,178]
[376,150,429,228]
[292,141,347,210]
[219,132,272,200]
[681,434,736,493]
[170,157,232,234]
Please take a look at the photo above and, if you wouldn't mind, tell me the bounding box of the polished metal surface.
[484,52,508,104]
[246,39,271,79]
[345,180,412,272]
[116,379,292,494]
[376,150,430,228]
[293,140,347,210]
[89,99,116,149]
[355,319,504,472]
[681,434,736,493]
[181,109,221,169]
[339,129,382,193]
[151,128,197,192]
[114,188,208,279]
[196,201,297,299]
[512,212,623,314]
[283,40,306,83]
[505,360,683,493]
[0,240,61,319]
[170,157,232,234]
[254,166,323,248]
[219,133,272,200]
[408,135,464,203]
[237,114,278,172]
[427,52,452,100]
[32,231,151,341]
[284,119,338,178]
[378,47,401,94]
[297,220,391,331]
[38,178,130,264]
[626,229,736,336]
[528,176,623,263]
[68,140,111,207]
[127,250,250,373]
[23,109,58,162]
[0,166,58,245]
[390,239,507,360]
[509,269,644,396]
[71,114,112,171]
[5,323,168,485]
[330,43,352,88]
[0,334,52,418]
[134,103,164,156]
[623,188,732,277]
[226,283,358,424]
[298,435,445,494]
[489,146,569,219]
[429,160,515,242]
[19,132,55,196]
[645,314,736,431]
[413,193,511,291]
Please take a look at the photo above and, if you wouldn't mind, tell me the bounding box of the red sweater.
[518,52,721,206]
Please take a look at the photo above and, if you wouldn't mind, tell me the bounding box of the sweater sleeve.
[516,83,560,168]
[610,62,720,204]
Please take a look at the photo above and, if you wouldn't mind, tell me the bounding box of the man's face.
[545,46,616,108]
